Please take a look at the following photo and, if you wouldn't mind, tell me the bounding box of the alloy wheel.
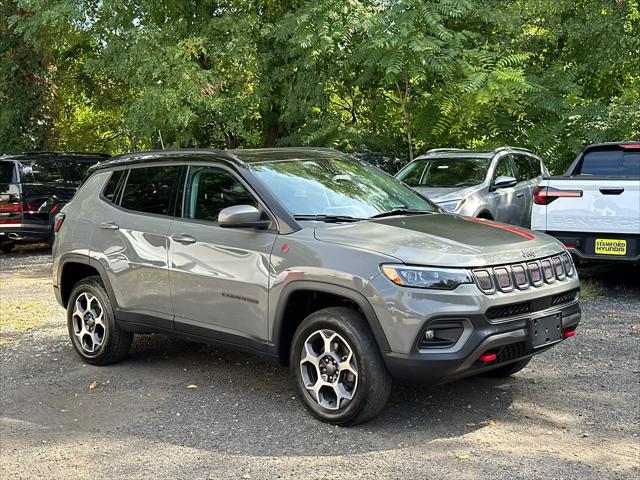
[299,329,358,410]
[71,292,106,355]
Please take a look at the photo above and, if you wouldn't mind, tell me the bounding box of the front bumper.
[383,301,580,384]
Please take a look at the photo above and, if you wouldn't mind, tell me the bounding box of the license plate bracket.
[528,313,562,349]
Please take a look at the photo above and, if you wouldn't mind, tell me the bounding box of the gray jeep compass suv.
[52,148,581,425]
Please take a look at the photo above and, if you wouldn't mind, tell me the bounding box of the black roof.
[89,147,350,173]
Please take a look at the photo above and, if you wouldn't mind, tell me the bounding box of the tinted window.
[398,157,491,188]
[185,166,256,222]
[102,170,125,203]
[121,166,180,215]
[20,159,63,183]
[579,150,640,176]
[250,157,437,218]
[514,155,539,181]
[493,156,515,180]
[60,160,100,182]
[0,162,14,183]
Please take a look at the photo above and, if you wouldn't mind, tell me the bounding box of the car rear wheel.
[67,276,133,365]
[290,307,392,425]
[482,357,531,378]
[0,241,15,253]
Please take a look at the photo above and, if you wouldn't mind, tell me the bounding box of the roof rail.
[22,151,111,158]
[426,148,469,154]
[493,146,533,154]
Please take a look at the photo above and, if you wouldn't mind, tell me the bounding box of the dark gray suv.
[52,148,581,425]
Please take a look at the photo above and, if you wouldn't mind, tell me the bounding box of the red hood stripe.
[463,217,536,240]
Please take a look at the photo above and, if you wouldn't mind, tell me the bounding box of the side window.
[513,154,538,182]
[492,156,515,180]
[120,166,180,215]
[185,166,257,222]
[397,160,427,187]
[102,170,125,204]
[19,160,63,183]
[0,162,14,183]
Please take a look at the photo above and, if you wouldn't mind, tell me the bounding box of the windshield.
[397,157,491,188]
[249,157,437,218]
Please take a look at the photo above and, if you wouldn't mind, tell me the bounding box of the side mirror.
[492,175,517,190]
[218,205,271,229]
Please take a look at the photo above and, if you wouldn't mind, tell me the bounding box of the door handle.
[516,193,525,198]
[599,187,624,195]
[171,233,196,245]
[100,221,119,230]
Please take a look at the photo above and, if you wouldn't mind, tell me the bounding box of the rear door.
[168,164,277,346]
[90,164,181,328]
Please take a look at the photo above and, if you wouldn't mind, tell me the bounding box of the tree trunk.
[396,70,414,161]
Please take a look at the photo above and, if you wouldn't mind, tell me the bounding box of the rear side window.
[120,166,180,215]
[60,160,100,182]
[578,149,640,176]
[19,159,63,183]
[102,170,126,203]
[184,166,257,222]
[514,155,539,181]
[0,162,14,183]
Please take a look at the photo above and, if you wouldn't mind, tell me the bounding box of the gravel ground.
[1,246,639,479]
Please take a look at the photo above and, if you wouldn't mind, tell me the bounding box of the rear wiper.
[293,214,364,223]
[369,209,434,219]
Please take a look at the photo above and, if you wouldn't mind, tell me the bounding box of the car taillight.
[0,202,22,213]
[533,186,583,205]
[54,213,65,233]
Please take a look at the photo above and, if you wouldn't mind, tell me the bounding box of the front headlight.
[381,264,473,290]
[438,199,465,212]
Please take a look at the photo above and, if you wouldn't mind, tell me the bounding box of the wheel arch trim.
[57,253,118,309]
[271,280,391,360]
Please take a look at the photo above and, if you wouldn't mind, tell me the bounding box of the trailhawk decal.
[463,217,536,240]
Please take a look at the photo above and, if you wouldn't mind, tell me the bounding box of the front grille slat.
[473,254,575,295]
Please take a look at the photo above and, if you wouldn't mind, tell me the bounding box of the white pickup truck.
[531,142,640,264]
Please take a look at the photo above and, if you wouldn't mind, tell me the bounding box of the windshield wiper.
[293,214,364,223]
[369,209,434,219]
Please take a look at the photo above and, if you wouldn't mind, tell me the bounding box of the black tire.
[290,306,392,426]
[0,241,15,253]
[482,357,532,378]
[67,276,133,365]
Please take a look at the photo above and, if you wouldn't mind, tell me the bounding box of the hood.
[314,214,564,268]
[413,185,479,203]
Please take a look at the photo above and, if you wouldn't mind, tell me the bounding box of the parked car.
[52,148,580,425]
[531,141,640,264]
[0,151,109,252]
[395,147,548,227]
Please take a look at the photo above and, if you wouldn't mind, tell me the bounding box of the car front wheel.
[290,307,392,425]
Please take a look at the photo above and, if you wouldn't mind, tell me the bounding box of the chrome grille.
[473,253,575,295]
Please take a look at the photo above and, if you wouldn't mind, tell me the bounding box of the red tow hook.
[478,352,497,363]
[562,327,576,339]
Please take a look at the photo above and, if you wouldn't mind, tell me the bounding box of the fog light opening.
[424,329,435,340]
[478,352,497,363]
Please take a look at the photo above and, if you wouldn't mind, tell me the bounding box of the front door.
[168,164,277,347]
[490,154,524,226]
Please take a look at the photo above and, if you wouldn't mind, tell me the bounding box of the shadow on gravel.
[67,334,514,456]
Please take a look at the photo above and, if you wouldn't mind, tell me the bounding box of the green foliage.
[0,1,51,154]
[4,0,639,172]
